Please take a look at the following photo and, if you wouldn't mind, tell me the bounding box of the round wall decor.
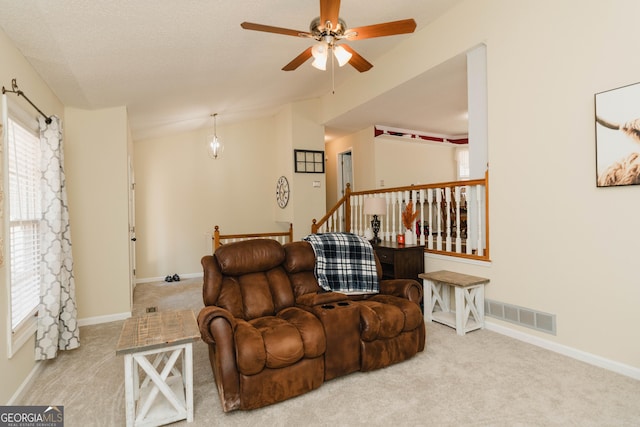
[276,176,290,208]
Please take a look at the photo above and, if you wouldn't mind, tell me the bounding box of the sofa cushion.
[233,307,325,376]
[216,239,285,275]
[208,239,296,320]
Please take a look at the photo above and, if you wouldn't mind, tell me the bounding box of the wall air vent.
[485,299,556,335]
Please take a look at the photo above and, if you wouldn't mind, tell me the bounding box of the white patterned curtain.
[35,116,80,360]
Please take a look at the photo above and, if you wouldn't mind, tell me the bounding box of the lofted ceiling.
[0,0,467,141]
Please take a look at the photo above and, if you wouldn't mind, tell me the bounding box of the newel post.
[344,183,352,233]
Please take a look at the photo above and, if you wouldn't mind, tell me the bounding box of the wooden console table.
[116,310,200,427]
[373,242,424,281]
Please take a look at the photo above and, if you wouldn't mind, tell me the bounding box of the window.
[456,147,470,180]
[5,112,41,355]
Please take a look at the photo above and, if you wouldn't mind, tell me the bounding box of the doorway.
[338,150,353,197]
[128,155,137,309]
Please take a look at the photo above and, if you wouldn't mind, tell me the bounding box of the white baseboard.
[485,320,640,381]
[7,312,131,404]
[135,272,203,285]
[78,311,131,327]
[7,360,44,405]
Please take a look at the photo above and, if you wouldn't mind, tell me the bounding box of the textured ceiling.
[0,0,467,140]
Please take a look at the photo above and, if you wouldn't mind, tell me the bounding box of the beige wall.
[0,26,66,405]
[134,116,277,279]
[374,136,456,188]
[289,98,326,239]
[325,127,457,207]
[134,101,326,280]
[64,107,131,321]
[325,126,377,207]
[320,0,640,369]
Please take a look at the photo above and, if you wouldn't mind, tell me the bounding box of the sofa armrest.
[197,306,242,412]
[379,279,423,304]
[198,305,237,345]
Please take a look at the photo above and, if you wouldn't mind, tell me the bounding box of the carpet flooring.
[17,278,640,426]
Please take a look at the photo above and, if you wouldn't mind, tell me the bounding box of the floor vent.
[485,299,556,335]
[146,306,157,313]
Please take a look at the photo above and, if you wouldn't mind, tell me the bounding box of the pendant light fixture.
[206,113,224,160]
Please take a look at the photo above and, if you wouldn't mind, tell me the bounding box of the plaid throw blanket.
[303,233,379,294]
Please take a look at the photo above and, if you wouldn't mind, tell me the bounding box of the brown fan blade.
[320,0,341,31]
[241,22,311,38]
[340,45,373,72]
[282,47,313,71]
[345,19,417,40]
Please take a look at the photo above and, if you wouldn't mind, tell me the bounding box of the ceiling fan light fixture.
[333,45,352,67]
[311,42,328,70]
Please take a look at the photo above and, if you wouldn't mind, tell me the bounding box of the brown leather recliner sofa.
[198,238,425,412]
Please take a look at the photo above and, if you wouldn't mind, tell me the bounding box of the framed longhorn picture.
[595,81,640,187]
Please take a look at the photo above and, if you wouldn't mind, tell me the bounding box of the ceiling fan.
[240,0,417,73]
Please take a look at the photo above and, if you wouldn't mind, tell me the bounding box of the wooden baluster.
[382,194,389,241]
[396,191,403,239]
[364,195,371,237]
[390,191,397,241]
[454,186,461,252]
[402,190,409,242]
[352,195,357,235]
[476,184,483,256]
[465,185,472,254]
[349,195,355,233]
[427,189,433,250]
[436,188,443,250]
[445,187,452,251]
[411,189,418,245]
[418,189,425,245]
[358,194,364,236]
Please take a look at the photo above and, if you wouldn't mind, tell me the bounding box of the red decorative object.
[374,126,468,145]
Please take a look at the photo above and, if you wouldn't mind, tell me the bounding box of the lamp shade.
[311,42,328,70]
[363,197,386,216]
[333,45,352,67]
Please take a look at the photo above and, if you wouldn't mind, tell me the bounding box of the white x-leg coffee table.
[420,270,490,336]
[116,310,200,427]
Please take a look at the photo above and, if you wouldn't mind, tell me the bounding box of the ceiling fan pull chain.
[331,48,336,95]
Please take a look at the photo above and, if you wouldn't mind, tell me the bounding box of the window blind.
[7,117,41,331]
[456,147,470,180]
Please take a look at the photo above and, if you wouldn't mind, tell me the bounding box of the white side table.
[419,271,489,336]
[116,310,200,427]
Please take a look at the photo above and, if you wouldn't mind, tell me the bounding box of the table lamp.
[364,197,386,243]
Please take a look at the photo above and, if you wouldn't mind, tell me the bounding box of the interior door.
[128,156,137,307]
[338,150,353,229]
[339,150,353,196]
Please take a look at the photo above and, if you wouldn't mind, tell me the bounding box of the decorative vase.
[404,229,413,245]
[364,228,374,241]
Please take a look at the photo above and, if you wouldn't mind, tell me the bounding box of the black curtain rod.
[2,78,53,124]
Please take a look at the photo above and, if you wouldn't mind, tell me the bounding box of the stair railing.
[311,172,489,261]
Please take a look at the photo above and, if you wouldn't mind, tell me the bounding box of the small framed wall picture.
[294,149,325,173]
